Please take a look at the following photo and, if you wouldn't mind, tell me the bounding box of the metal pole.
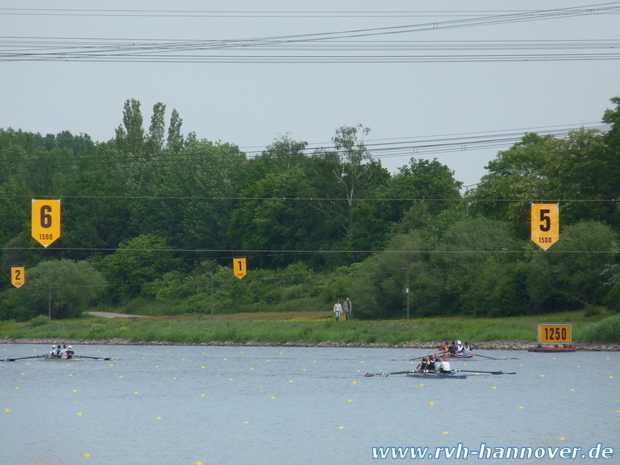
[406,269,410,322]
[401,266,410,322]
[207,272,214,321]
[46,276,51,320]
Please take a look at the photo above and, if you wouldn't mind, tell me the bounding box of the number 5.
[539,209,551,232]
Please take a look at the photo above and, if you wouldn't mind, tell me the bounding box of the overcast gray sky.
[1,1,619,188]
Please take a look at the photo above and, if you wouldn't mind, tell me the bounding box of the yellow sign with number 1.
[531,203,559,251]
[233,258,247,279]
[31,199,61,248]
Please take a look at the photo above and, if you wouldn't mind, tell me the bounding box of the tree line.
[1,96,619,320]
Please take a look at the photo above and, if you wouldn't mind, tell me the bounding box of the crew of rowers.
[49,344,75,359]
[415,340,473,373]
[438,340,472,356]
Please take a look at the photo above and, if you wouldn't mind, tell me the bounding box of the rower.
[66,346,74,359]
[416,357,429,372]
[461,342,472,355]
[440,356,451,373]
[449,341,458,355]
[455,340,464,353]
[49,345,57,357]
[432,355,443,372]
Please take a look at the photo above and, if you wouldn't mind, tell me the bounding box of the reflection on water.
[1,344,618,465]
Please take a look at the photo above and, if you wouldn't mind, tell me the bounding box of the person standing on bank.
[333,300,343,322]
[343,298,352,321]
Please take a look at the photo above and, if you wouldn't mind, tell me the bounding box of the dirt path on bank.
[84,311,146,319]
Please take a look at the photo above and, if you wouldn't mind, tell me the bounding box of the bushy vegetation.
[1,96,620,322]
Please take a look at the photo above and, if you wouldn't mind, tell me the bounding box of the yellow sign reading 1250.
[31,199,61,248]
[538,324,572,344]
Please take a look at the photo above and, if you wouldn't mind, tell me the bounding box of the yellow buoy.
[69,374,73,377]
[3,408,10,412]
[109,364,114,367]
[194,462,202,465]
[359,361,364,363]
[83,453,91,458]
[570,388,575,391]
[72,389,78,392]
[250,368,254,370]
[442,431,449,434]
[338,426,344,429]
[492,386,497,389]
[288,380,293,383]
[133,392,139,394]
[156,417,162,420]
[14,387,19,390]
[428,402,434,406]
[200,394,205,397]
[347,399,352,402]
[172,377,177,379]
[419,384,424,387]
[240,351,244,354]
[270,396,276,399]
[351,381,357,385]
[609,376,614,379]
[540,374,545,377]
[518,406,524,409]
[76,412,83,416]
[558,437,565,440]
[201,366,206,369]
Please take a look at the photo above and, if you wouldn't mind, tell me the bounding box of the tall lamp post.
[206,272,214,321]
[45,276,52,320]
[401,266,410,321]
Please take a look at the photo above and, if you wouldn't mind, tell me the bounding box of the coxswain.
[440,356,452,373]
[438,342,450,355]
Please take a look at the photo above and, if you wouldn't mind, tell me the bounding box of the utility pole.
[206,272,214,321]
[401,266,410,321]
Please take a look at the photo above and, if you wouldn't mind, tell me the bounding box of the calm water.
[1,344,618,465]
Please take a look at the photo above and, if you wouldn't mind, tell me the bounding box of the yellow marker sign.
[233,258,247,279]
[31,199,61,248]
[11,267,25,288]
[531,203,559,250]
[538,324,572,344]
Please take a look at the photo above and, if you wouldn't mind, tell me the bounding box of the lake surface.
[1,344,618,465]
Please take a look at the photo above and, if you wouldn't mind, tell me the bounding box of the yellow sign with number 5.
[531,203,559,250]
[31,199,61,248]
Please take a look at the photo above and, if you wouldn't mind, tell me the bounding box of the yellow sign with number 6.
[531,203,559,250]
[31,199,61,248]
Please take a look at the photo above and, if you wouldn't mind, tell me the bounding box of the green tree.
[526,221,617,312]
[101,234,180,301]
[10,259,107,319]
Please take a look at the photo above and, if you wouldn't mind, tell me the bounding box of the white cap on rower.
[457,340,462,344]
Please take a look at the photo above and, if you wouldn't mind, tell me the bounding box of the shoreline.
[2,338,619,351]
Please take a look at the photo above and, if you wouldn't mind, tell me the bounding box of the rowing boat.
[406,370,467,379]
[40,357,83,362]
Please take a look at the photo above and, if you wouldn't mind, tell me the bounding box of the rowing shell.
[406,370,467,379]
[41,357,83,362]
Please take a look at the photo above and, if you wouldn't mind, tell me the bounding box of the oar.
[455,369,517,375]
[76,355,111,360]
[473,354,520,360]
[364,370,412,378]
[2,355,46,362]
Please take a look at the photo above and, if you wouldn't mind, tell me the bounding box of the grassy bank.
[1,310,618,346]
